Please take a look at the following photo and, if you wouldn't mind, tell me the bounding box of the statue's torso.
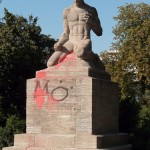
[67,6,92,41]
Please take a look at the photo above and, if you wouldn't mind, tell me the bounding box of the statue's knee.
[47,60,54,67]
[76,49,85,58]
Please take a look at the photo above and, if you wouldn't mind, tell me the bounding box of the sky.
[0,0,149,54]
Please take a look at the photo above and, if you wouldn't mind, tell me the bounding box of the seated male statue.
[47,0,105,70]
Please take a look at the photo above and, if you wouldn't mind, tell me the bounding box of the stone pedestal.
[3,54,131,150]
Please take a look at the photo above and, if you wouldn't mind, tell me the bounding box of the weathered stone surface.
[2,0,132,149]
[3,146,132,150]
[14,134,35,147]
[3,147,26,150]
[26,76,119,134]
[3,65,130,150]
[4,133,131,150]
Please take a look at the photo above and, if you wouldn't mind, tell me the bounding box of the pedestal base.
[3,133,131,150]
[3,54,131,149]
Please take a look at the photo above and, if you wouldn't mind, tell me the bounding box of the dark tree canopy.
[0,9,55,149]
[0,9,55,104]
[113,3,149,82]
[100,3,150,150]
[101,3,150,101]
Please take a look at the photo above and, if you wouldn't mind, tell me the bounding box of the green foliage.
[131,125,150,150]
[0,9,55,111]
[0,9,55,148]
[101,3,150,150]
[0,115,25,149]
[119,99,139,133]
[112,3,150,95]
[0,98,25,149]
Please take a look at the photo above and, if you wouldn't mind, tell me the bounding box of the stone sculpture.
[47,0,105,70]
[3,1,132,149]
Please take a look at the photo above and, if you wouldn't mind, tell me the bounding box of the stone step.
[14,134,75,148]
[3,147,76,150]
[27,148,76,150]
[76,133,129,149]
[3,147,132,150]
[99,144,132,150]
[2,146,26,150]
[13,133,130,149]
[97,133,130,148]
[3,144,131,150]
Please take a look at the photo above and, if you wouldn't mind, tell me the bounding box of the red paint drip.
[34,88,46,109]
[34,52,77,110]
[55,52,77,69]
[36,70,47,79]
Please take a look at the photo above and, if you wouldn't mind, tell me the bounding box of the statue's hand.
[83,12,93,23]
[54,42,62,51]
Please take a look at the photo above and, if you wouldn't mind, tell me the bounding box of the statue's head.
[74,0,85,6]
[74,0,84,1]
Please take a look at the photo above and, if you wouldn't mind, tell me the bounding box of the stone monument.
[3,0,131,149]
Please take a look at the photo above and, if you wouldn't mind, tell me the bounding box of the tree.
[0,9,55,149]
[0,8,55,112]
[100,3,150,150]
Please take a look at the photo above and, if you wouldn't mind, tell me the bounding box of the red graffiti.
[34,52,77,110]
[36,70,47,79]
[34,87,45,109]
[55,52,77,69]
[33,79,58,109]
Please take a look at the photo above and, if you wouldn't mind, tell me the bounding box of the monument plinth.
[3,0,131,149]
[3,54,131,150]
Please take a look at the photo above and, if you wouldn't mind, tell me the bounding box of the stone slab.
[26,77,119,134]
[3,147,26,150]
[3,145,132,150]
[13,133,129,149]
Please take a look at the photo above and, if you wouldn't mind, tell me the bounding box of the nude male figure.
[47,0,103,67]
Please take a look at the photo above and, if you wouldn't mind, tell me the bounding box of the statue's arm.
[56,8,70,46]
[91,8,103,36]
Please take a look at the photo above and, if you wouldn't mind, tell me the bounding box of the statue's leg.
[74,39,105,70]
[47,51,64,67]
[74,39,95,60]
[47,41,73,67]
